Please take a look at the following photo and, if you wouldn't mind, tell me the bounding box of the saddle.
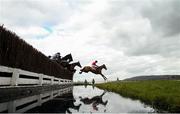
[91,66,99,71]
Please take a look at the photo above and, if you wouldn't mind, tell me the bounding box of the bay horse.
[79,64,107,80]
[67,61,82,73]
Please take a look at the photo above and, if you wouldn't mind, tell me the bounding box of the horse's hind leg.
[100,74,107,80]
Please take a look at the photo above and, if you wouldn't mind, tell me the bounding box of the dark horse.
[60,53,73,67]
[67,61,82,73]
[61,53,73,62]
[79,91,108,111]
[79,64,107,80]
[67,103,82,113]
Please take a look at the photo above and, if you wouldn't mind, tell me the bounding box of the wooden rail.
[0,65,72,86]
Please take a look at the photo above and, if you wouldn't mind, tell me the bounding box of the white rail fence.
[0,87,73,113]
[0,65,72,86]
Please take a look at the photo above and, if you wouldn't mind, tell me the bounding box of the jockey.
[91,60,98,70]
[52,52,61,61]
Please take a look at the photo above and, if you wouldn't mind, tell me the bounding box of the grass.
[96,80,180,112]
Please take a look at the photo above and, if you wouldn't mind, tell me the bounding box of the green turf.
[96,80,180,112]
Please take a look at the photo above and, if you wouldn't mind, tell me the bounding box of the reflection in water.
[0,87,74,113]
[0,85,156,113]
[71,86,155,113]
[26,90,81,113]
[79,91,108,111]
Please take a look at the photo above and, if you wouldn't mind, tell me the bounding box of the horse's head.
[77,61,82,68]
[103,64,107,70]
[68,53,73,62]
[61,53,73,62]
[72,61,82,68]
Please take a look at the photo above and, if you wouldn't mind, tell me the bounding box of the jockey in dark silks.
[52,52,61,61]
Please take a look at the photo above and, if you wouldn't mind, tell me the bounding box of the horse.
[61,53,73,63]
[59,53,73,68]
[67,61,82,73]
[67,103,82,113]
[79,64,107,80]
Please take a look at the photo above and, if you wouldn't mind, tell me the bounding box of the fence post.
[39,74,43,86]
[11,69,19,86]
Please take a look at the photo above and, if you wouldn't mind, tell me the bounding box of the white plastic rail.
[0,65,72,86]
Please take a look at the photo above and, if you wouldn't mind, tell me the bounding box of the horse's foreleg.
[100,74,107,80]
[79,68,84,74]
[79,71,83,74]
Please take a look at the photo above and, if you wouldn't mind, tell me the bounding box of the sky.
[0,0,180,82]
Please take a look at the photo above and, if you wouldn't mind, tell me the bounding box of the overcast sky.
[1,0,180,82]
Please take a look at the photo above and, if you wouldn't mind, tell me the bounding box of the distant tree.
[92,79,95,85]
[84,79,88,84]
[117,77,119,81]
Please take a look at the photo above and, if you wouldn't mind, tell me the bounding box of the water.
[0,86,155,113]
[71,86,155,113]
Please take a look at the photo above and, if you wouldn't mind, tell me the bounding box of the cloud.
[103,0,180,58]
[141,0,180,37]
[9,26,51,39]
[0,0,81,27]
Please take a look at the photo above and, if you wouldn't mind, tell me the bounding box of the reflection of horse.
[67,61,82,73]
[79,91,108,111]
[67,103,82,113]
[79,64,107,80]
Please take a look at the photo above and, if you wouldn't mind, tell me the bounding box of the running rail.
[0,65,72,86]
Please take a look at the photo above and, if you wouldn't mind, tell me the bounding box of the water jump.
[79,60,108,80]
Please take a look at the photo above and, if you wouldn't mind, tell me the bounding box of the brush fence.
[0,65,72,86]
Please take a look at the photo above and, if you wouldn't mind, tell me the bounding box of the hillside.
[124,75,180,81]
